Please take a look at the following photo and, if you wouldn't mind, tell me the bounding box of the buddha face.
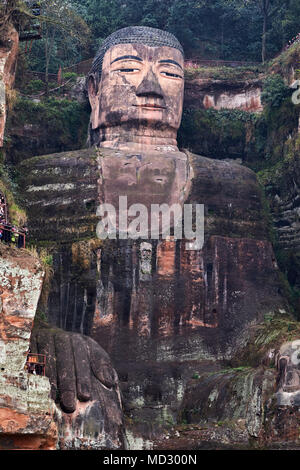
[88,43,184,144]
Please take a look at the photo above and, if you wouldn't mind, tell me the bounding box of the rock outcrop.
[0,244,57,450]
[184,78,263,113]
[0,241,125,449]
[262,153,300,252]
[3,36,299,450]
[19,146,288,447]
[30,324,125,450]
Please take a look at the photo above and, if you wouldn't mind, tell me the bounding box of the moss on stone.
[179,107,258,160]
[5,96,90,164]
[230,314,300,368]
[184,65,265,82]
[268,43,300,78]
[0,174,27,226]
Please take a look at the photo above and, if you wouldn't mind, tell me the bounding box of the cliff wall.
[1,35,300,450]
[0,244,57,450]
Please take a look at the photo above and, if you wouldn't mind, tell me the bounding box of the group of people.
[0,192,28,248]
[25,361,45,376]
[25,350,45,376]
[284,32,300,51]
[0,195,6,224]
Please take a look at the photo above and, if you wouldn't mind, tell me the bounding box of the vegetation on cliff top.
[22,0,300,75]
[179,108,258,160]
[5,95,90,163]
[0,160,26,227]
[184,64,265,82]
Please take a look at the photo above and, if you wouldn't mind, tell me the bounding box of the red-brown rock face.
[20,146,286,446]
[30,326,125,450]
[185,78,263,112]
[92,236,281,362]
[0,244,58,450]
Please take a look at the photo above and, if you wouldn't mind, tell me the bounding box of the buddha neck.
[97,125,180,153]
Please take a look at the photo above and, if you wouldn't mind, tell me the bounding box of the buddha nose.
[136,68,164,99]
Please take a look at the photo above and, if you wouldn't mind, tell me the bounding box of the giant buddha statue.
[85,26,284,353]
[20,27,287,446]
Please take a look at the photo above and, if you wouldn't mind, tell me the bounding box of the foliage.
[62,71,77,82]
[25,0,90,83]
[259,98,299,165]
[42,253,53,266]
[35,309,48,322]
[268,43,300,77]
[0,0,32,40]
[178,107,258,159]
[261,74,290,107]
[27,247,54,318]
[0,168,27,227]
[22,78,45,94]
[232,314,300,367]
[6,96,90,161]
[184,64,265,81]
[244,0,290,62]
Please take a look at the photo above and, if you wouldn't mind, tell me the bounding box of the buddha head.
[87,26,184,149]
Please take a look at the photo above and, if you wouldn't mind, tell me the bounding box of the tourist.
[0,192,28,247]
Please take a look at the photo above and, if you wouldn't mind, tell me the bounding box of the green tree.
[23,0,300,72]
[280,0,300,44]
[0,0,33,40]
[77,0,124,51]
[29,0,90,91]
[244,0,290,62]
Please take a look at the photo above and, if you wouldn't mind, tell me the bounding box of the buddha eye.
[116,68,140,73]
[161,71,182,79]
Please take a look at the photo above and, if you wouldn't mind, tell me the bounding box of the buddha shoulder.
[184,150,260,202]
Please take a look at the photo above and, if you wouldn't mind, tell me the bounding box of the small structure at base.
[25,353,46,376]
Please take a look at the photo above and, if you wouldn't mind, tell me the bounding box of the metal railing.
[0,223,26,248]
[63,58,93,76]
[25,353,46,376]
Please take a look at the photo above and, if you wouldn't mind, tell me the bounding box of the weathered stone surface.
[19,149,99,244]
[88,32,184,149]
[276,340,300,406]
[20,146,286,446]
[187,151,268,239]
[263,156,300,252]
[69,77,87,103]
[184,78,263,112]
[180,367,275,438]
[0,244,44,370]
[0,244,58,449]
[30,324,125,449]
[97,148,190,236]
[15,26,292,449]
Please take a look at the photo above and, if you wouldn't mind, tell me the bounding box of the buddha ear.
[87,74,100,130]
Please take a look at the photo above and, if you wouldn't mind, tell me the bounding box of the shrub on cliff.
[261,75,290,107]
[6,96,90,162]
[178,107,257,160]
